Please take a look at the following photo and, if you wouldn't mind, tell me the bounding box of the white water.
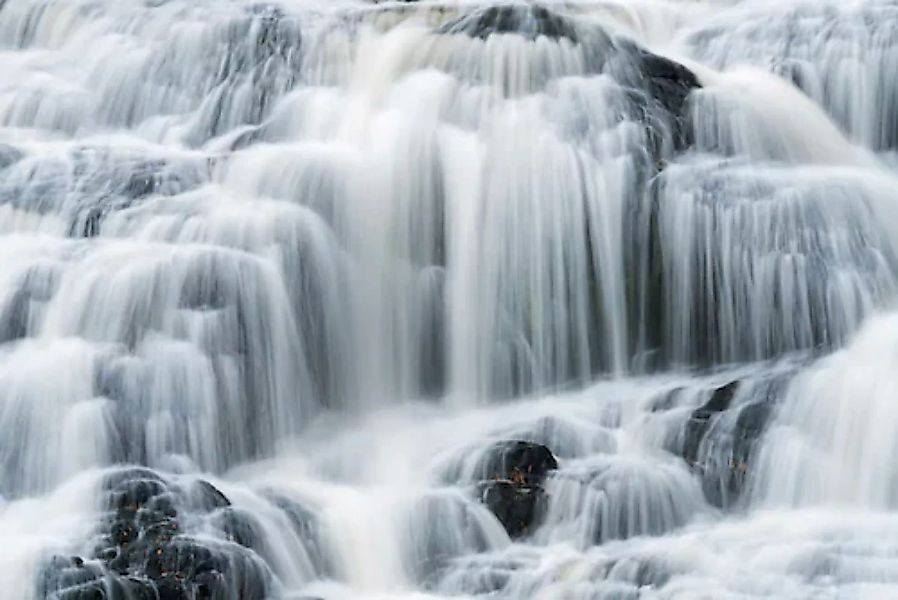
[2,0,898,598]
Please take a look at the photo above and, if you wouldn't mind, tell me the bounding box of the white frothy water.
[2,0,898,598]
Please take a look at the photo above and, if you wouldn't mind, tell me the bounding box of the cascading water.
[3,0,898,598]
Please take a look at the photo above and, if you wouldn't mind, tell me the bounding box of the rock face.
[39,468,273,600]
[474,441,558,538]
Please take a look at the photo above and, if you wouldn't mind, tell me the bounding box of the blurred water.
[2,0,898,598]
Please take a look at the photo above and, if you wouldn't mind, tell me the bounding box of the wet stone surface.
[39,468,273,600]
[474,441,558,538]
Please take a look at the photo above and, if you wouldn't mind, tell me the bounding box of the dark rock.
[723,400,774,497]
[614,43,702,154]
[38,468,273,600]
[479,440,559,485]
[188,479,232,511]
[702,381,740,414]
[478,481,548,538]
[683,381,740,464]
[638,49,701,124]
[677,375,786,508]
[472,441,558,538]
[437,5,578,42]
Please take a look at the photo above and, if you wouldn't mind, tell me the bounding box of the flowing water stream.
[2,0,898,598]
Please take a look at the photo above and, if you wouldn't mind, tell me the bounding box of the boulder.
[479,440,559,485]
[39,468,272,600]
[478,481,548,538]
[472,441,558,538]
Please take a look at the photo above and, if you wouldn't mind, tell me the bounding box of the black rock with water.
[478,440,559,484]
[683,381,740,466]
[38,469,273,600]
[478,480,548,538]
[474,441,558,538]
[676,377,786,508]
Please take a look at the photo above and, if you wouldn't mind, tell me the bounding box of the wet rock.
[683,381,740,465]
[616,44,702,154]
[723,400,773,496]
[677,376,785,508]
[213,507,260,549]
[478,481,548,538]
[473,441,558,538]
[638,49,701,126]
[38,468,273,600]
[479,440,559,485]
[437,5,578,42]
[189,479,233,511]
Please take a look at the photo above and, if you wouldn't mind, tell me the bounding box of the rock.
[682,381,740,464]
[724,400,773,496]
[472,441,558,538]
[479,440,559,485]
[437,5,578,42]
[638,48,702,124]
[614,42,702,155]
[478,481,548,538]
[677,377,783,508]
[213,507,260,549]
[38,468,273,600]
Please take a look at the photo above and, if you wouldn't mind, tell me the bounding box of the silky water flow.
[2,0,898,598]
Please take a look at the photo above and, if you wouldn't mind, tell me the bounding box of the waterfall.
[2,0,898,598]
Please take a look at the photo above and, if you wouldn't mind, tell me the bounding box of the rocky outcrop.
[39,468,273,599]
